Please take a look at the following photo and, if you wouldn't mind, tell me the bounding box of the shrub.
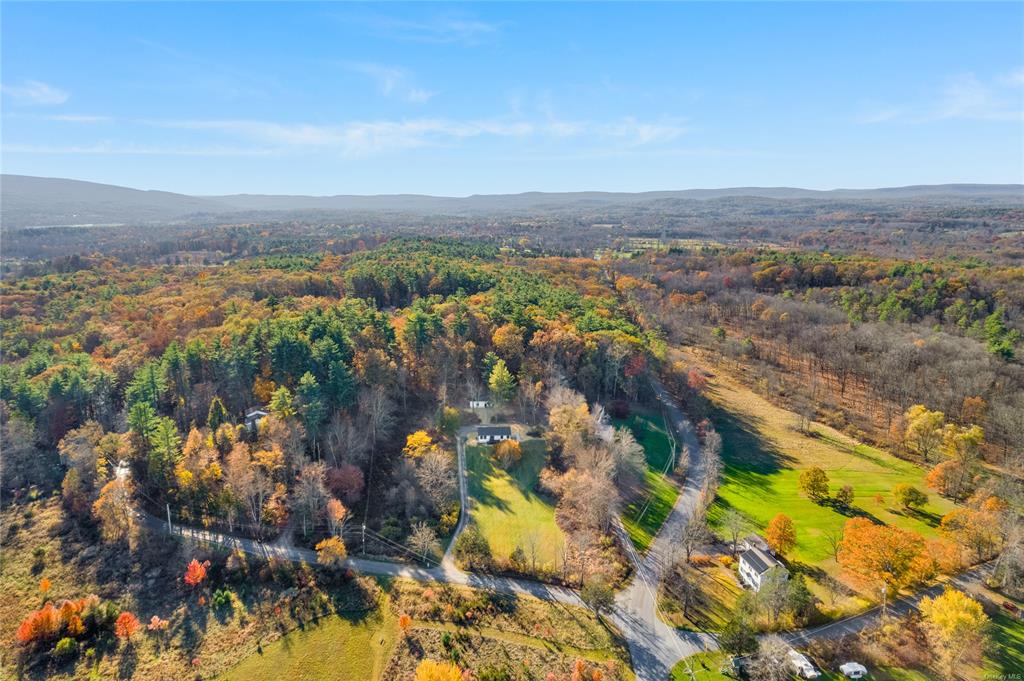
[53,637,78,660]
[211,588,233,609]
[454,526,492,570]
[718,555,734,568]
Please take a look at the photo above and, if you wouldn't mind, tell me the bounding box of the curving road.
[138,386,990,681]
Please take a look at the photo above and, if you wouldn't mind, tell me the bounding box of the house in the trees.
[469,400,492,409]
[476,425,512,445]
[738,545,788,591]
[244,407,269,431]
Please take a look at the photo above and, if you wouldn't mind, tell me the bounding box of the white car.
[788,650,821,679]
[839,662,868,679]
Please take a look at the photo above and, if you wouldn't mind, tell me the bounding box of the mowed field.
[465,439,565,568]
[696,358,957,573]
[219,609,397,681]
[613,411,680,553]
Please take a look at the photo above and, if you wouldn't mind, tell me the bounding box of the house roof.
[740,546,783,575]
[478,426,512,437]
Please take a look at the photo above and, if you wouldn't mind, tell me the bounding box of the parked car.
[788,650,821,679]
[839,662,868,679]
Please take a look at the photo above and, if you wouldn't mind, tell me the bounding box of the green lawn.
[671,652,730,681]
[218,609,396,681]
[614,412,681,552]
[465,439,565,569]
[701,368,957,571]
[985,608,1024,679]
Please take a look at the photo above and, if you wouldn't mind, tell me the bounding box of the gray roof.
[741,546,782,575]
[477,426,512,437]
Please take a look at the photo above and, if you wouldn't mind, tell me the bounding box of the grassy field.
[698,361,958,574]
[465,439,565,569]
[614,411,681,552]
[218,609,396,681]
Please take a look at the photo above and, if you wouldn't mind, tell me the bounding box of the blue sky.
[2,2,1022,195]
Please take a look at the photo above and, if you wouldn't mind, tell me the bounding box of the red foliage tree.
[115,612,140,641]
[183,558,210,588]
[15,603,62,645]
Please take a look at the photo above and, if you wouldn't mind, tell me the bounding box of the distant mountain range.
[2,174,1022,229]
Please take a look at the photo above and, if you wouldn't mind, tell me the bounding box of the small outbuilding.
[244,407,269,431]
[469,400,493,409]
[738,545,788,591]
[476,425,512,445]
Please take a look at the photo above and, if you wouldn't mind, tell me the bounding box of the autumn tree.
[415,660,462,681]
[92,478,134,543]
[316,536,347,569]
[904,405,945,462]
[114,612,140,643]
[940,508,1000,561]
[493,439,522,468]
[835,484,854,507]
[326,498,348,536]
[765,514,796,557]
[919,588,989,679]
[183,559,209,588]
[798,467,829,502]
[403,430,437,459]
[838,517,927,595]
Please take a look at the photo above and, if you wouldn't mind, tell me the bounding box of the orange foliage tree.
[183,559,210,588]
[765,513,796,556]
[115,612,140,642]
[837,517,928,596]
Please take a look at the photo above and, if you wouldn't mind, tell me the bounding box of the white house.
[742,534,772,555]
[737,545,788,591]
[788,650,821,679]
[476,425,512,445]
[469,400,492,409]
[244,408,269,431]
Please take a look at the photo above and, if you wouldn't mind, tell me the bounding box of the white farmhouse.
[476,425,512,445]
[738,545,788,591]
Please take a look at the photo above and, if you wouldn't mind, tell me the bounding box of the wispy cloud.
[858,68,1023,124]
[83,115,689,157]
[340,62,438,103]
[2,142,272,157]
[934,72,1023,121]
[46,114,112,123]
[344,13,499,45]
[1,80,70,105]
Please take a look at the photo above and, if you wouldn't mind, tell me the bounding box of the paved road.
[609,378,717,681]
[782,562,994,647]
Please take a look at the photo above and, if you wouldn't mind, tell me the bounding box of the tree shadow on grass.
[117,644,138,680]
[708,403,795,491]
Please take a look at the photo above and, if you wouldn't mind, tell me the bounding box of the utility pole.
[361,523,366,556]
[881,583,887,621]
[166,503,172,534]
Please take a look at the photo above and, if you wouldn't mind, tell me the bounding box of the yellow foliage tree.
[414,660,462,681]
[315,536,347,569]
[403,430,436,459]
[919,588,989,678]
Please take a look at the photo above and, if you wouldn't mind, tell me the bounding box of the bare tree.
[293,461,328,537]
[722,507,748,556]
[408,521,442,565]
